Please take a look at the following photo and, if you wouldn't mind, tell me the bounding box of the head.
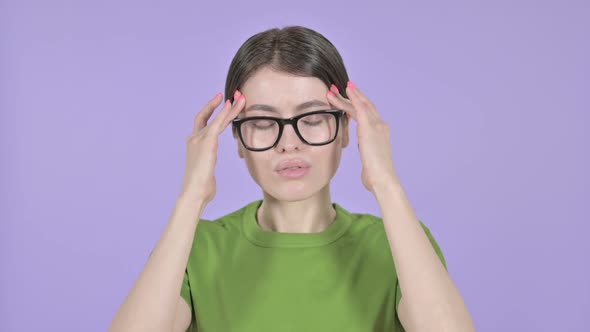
[225,26,351,202]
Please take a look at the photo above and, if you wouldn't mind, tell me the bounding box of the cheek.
[309,145,342,178]
[241,146,342,185]
[242,152,273,181]
[324,147,342,173]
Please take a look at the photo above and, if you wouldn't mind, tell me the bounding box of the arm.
[373,178,476,332]
[325,81,476,331]
[108,194,206,332]
[172,297,192,332]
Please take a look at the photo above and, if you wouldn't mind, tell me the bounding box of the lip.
[275,158,312,172]
[276,166,310,179]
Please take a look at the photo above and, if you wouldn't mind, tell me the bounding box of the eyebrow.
[244,100,329,114]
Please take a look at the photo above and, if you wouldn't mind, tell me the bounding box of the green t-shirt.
[179,199,447,331]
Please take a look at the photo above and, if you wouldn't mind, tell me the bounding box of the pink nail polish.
[327,90,335,96]
[331,84,339,93]
[234,90,240,100]
[347,81,356,89]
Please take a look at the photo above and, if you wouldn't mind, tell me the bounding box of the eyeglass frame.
[231,109,345,152]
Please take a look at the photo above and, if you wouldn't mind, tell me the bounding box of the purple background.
[2,1,588,331]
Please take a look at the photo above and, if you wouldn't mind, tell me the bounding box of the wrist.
[372,177,404,201]
[175,193,208,213]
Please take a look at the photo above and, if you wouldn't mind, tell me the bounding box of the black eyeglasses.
[232,109,345,152]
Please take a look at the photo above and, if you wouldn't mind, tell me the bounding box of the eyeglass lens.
[239,112,337,150]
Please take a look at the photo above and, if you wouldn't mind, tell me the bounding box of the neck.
[257,187,336,233]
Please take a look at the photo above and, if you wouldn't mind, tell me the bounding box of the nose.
[275,123,302,152]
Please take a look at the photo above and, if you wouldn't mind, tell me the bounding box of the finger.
[346,83,371,123]
[230,90,245,124]
[330,83,342,96]
[330,84,352,103]
[327,90,357,122]
[223,94,246,128]
[211,94,246,133]
[330,84,360,123]
[347,82,380,119]
[232,89,242,105]
[193,92,222,135]
[209,99,232,133]
[328,83,356,120]
[347,84,380,123]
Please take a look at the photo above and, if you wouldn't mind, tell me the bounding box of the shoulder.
[348,208,439,240]
[201,199,256,228]
[344,209,443,255]
[191,200,255,242]
[184,203,251,269]
[338,206,386,246]
[355,212,448,269]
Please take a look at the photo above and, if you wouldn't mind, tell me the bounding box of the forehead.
[240,67,327,112]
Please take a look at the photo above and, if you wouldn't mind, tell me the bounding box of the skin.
[148,65,475,332]
[233,66,350,233]
[230,66,476,331]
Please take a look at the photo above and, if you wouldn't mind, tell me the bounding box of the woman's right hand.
[179,90,246,205]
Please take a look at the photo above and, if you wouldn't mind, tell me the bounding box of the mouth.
[280,166,306,170]
[275,158,312,172]
[276,166,311,179]
[275,164,312,173]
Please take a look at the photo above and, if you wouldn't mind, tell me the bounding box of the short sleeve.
[180,268,193,309]
[181,268,198,331]
[395,221,447,313]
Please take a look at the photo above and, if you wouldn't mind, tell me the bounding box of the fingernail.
[238,94,245,102]
[234,90,240,100]
[327,90,335,96]
[214,92,222,99]
[330,84,339,93]
[347,81,356,89]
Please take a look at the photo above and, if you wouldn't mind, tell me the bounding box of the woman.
[109,26,475,332]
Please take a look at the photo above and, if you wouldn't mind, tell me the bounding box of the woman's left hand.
[326,81,399,194]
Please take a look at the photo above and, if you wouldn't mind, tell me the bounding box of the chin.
[269,192,312,202]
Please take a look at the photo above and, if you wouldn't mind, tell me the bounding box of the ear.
[233,128,245,159]
[341,116,350,148]
[237,143,245,159]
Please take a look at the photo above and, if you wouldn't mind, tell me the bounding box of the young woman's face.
[235,66,350,201]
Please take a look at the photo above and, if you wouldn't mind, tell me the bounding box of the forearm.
[373,178,475,332]
[108,195,206,332]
